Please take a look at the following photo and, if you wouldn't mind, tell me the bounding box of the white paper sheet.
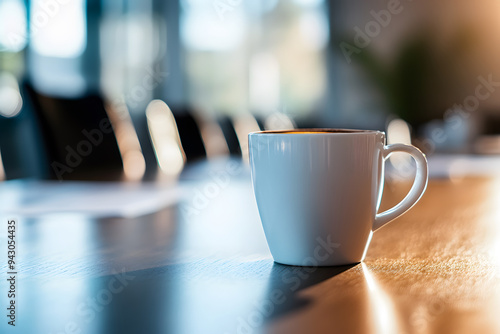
[0,180,184,218]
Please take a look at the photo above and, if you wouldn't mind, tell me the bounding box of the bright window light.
[249,53,280,111]
[299,11,329,50]
[181,2,245,51]
[0,0,27,52]
[30,0,87,58]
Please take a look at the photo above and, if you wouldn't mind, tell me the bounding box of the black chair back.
[24,83,124,180]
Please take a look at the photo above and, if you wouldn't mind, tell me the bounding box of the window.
[181,0,329,118]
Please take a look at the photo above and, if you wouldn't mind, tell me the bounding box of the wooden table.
[1,160,500,334]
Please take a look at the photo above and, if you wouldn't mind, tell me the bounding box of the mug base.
[273,259,362,267]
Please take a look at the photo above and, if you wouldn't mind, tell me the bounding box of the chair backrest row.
[0,84,283,181]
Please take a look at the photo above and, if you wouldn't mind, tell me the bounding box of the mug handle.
[373,143,429,231]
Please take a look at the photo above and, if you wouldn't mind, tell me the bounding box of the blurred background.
[2,0,500,181]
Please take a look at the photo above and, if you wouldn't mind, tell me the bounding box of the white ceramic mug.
[249,129,428,266]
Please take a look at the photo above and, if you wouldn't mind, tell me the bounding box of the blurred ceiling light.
[249,53,280,112]
[299,11,329,50]
[387,118,412,174]
[0,0,27,52]
[181,2,245,51]
[106,99,146,181]
[264,112,296,131]
[233,114,260,163]
[146,100,186,180]
[0,73,22,118]
[31,0,87,58]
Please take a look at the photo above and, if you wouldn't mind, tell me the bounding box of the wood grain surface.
[1,164,499,334]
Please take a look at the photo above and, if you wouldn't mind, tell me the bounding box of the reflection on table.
[1,161,500,334]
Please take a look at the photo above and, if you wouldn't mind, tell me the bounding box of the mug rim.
[249,128,384,135]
